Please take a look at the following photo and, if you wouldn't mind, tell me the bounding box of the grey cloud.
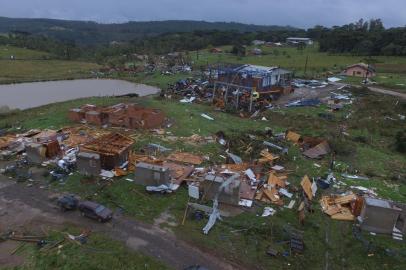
[0,0,405,28]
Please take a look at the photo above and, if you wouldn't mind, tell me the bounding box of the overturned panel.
[303,140,330,159]
[202,174,241,205]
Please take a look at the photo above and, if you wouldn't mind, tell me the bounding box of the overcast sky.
[1,0,405,28]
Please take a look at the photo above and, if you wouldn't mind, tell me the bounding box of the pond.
[0,79,160,110]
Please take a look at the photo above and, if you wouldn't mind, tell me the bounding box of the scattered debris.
[262,207,276,217]
[302,140,330,159]
[301,175,315,200]
[320,193,358,221]
[342,174,369,181]
[167,152,203,165]
[200,113,214,121]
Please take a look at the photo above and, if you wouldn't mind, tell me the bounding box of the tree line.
[310,19,406,56]
[2,18,406,63]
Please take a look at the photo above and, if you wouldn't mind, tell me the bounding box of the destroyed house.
[80,133,134,170]
[215,64,292,92]
[68,103,165,130]
[68,104,98,123]
[85,111,109,126]
[106,104,165,129]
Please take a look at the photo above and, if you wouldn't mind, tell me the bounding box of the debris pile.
[320,193,359,221]
[286,130,331,159]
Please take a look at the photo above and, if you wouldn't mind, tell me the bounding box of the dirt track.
[367,86,406,100]
[0,178,243,270]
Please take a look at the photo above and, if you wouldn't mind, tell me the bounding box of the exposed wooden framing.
[82,133,134,155]
[213,81,254,111]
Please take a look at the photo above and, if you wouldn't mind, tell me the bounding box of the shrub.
[395,130,406,153]
[329,138,357,156]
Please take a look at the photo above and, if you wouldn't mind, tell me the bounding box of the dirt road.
[367,86,406,100]
[274,84,344,105]
[0,179,243,270]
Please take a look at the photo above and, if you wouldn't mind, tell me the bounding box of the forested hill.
[0,17,296,45]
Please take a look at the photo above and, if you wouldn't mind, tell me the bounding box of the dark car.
[184,266,209,270]
[57,195,78,211]
[78,201,113,222]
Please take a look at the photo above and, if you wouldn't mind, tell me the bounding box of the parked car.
[78,201,113,222]
[184,266,209,270]
[57,195,79,211]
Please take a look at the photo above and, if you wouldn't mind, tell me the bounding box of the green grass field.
[0,46,100,84]
[1,88,405,269]
[0,60,100,84]
[0,45,51,60]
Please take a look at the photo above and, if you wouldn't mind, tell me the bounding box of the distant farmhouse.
[251,48,262,55]
[210,48,223,53]
[252,40,266,46]
[286,37,313,46]
[343,63,376,78]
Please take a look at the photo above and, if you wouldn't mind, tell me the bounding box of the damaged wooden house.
[77,133,134,175]
[68,103,165,129]
[209,64,293,112]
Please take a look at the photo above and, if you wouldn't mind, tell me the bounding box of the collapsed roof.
[81,133,134,156]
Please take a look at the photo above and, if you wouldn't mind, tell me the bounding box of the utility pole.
[304,54,309,75]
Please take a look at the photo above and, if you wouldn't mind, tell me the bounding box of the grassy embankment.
[1,87,405,269]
